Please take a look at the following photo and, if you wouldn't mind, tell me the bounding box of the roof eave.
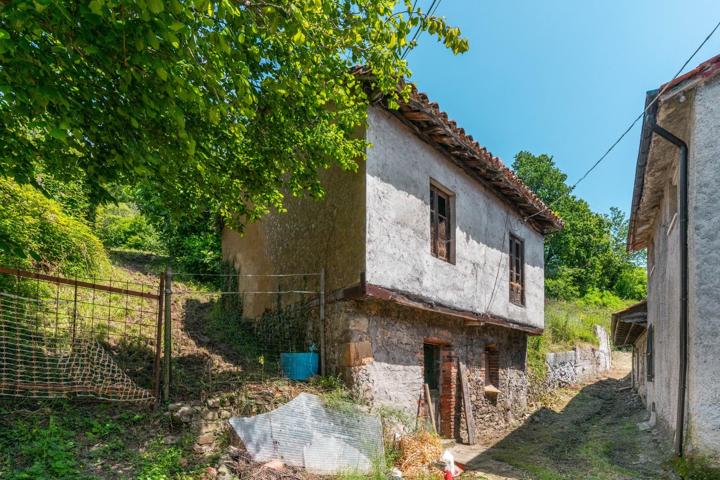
[627,90,660,251]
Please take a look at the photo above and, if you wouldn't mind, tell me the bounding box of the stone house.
[613,53,720,464]
[222,86,562,442]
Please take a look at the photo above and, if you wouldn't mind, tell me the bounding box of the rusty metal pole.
[153,272,165,403]
[319,268,326,376]
[71,276,78,345]
[162,266,172,402]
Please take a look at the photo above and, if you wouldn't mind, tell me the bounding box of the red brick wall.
[439,346,458,438]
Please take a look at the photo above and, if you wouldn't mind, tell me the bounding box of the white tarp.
[228,392,384,474]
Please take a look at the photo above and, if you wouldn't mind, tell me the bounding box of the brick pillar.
[439,346,457,438]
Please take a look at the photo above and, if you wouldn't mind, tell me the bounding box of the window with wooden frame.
[430,183,454,262]
[509,234,525,306]
[485,345,499,388]
[646,325,654,382]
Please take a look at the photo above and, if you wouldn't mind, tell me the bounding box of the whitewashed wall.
[364,107,545,330]
[687,76,720,462]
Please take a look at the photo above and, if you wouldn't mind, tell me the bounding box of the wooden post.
[319,268,326,376]
[424,383,437,434]
[458,360,477,444]
[162,266,172,402]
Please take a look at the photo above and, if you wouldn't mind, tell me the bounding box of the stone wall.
[544,325,612,389]
[321,299,530,442]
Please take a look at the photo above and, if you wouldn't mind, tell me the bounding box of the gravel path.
[452,352,677,480]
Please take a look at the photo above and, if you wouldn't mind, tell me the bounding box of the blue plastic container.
[280,352,319,381]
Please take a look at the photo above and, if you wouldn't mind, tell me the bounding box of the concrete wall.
[323,299,529,440]
[544,326,612,389]
[222,164,366,317]
[364,107,545,330]
[687,77,720,462]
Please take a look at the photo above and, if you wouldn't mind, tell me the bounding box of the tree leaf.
[148,0,164,14]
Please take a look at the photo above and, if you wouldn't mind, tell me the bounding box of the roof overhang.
[329,281,544,335]
[385,87,563,235]
[354,72,564,235]
[628,54,720,251]
[611,300,647,347]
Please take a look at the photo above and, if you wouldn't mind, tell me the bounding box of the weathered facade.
[620,54,720,464]
[223,87,562,441]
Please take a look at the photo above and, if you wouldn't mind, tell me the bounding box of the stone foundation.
[321,299,530,443]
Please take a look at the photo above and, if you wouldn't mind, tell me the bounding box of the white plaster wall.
[644,173,681,445]
[687,77,720,462]
[364,107,545,329]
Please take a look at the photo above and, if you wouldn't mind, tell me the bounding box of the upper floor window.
[430,183,454,263]
[509,234,524,306]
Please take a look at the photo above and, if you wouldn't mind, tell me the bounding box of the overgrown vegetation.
[0,402,215,480]
[673,457,720,480]
[96,203,163,253]
[0,177,109,278]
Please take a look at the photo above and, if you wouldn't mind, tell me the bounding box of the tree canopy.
[512,151,646,300]
[0,0,467,230]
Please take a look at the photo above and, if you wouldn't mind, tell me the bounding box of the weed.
[135,435,200,480]
[1,415,85,480]
[673,457,720,480]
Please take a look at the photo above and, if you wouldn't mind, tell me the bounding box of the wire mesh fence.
[166,267,324,400]
[0,267,162,402]
[0,260,326,403]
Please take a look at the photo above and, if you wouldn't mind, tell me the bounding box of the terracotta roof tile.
[385,86,563,234]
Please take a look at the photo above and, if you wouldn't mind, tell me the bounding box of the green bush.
[613,266,647,300]
[95,203,162,252]
[0,177,109,277]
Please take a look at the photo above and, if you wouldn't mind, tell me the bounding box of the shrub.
[613,266,647,300]
[95,203,162,252]
[0,177,109,277]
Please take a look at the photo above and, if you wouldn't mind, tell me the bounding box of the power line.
[400,0,443,60]
[524,17,720,223]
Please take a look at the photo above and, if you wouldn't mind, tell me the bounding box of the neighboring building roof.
[628,53,720,250]
[661,53,720,96]
[611,300,647,347]
[384,85,564,235]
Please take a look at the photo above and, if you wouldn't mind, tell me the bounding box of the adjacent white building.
[614,53,720,464]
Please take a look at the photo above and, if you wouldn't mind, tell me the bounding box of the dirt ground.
[452,352,677,480]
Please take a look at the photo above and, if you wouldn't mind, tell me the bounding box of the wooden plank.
[458,360,477,444]
[0,266,159,300]
[423,383,438,434]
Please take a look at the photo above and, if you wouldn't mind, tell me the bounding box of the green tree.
[512,151,646,300]
[0,0,467,237]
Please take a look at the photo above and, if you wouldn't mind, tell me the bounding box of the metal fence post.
[153,272,165,402]
[319,268,326,377]
[71,275,78,345]
[163,266,172,402]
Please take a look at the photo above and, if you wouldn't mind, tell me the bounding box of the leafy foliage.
[0,415,84,480]
[0,177,109,276]
[0,0,468,238]
[96,202,163,252]
[512,151,646,300]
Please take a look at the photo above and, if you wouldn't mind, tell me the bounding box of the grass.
[673,457,720,480]
[0,400,219,480]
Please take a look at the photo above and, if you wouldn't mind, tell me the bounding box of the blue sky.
[406,0,720,215]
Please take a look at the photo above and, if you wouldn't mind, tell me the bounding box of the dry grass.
[398,431,443,479]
